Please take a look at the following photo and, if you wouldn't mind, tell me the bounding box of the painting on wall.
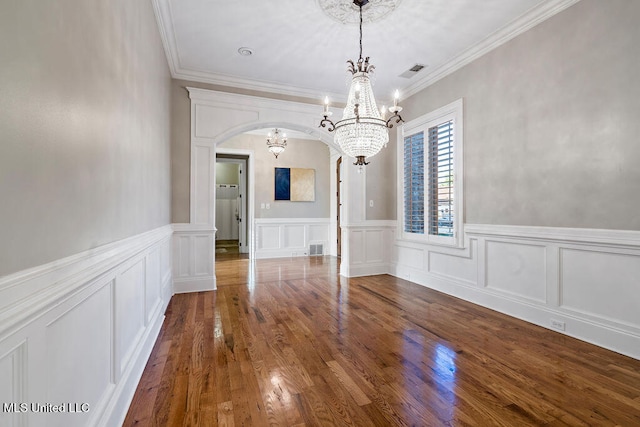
[274,167,315,201]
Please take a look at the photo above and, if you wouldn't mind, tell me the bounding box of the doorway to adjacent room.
[215,154,249,259]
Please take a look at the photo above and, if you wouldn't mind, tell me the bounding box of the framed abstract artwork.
[274,167,315,201]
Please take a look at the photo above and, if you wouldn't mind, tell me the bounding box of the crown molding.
[151,0,180,77]
[173,68,347,103]
[402,0,582,99]
[153,0,581,102]
[152,0,346,102]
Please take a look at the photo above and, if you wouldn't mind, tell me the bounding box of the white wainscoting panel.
[116,260,146,379]
[390,223,640,360]
[255,218,329,259]
[560,247,640,328]
[283,225,306,249]
[429,239,478,285]
[145,248,161,325]
[485,239,547,303]
[194,235,213,276]
[172,224,215,293]
[310,224,329,243]
[45,284,112,427]
[365,230,384,264]
[341,221,396,277]
[0,342,26,427]
[258,226,280,250]
[396,245,425,271]
[176,235,191,278]
[0,225,172,427]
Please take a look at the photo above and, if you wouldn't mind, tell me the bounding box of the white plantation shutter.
[428,120,454,237]
[404,132,425,234]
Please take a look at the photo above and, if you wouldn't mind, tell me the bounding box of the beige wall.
[0,0,172,276]
[219,134,330,219]
[400,0,640,230]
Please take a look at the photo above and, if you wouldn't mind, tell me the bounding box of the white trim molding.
[391,223,640,360]
[0,225,173,427]
[254,218,331,259]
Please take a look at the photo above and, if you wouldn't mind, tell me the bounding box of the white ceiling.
[153,0,578,105]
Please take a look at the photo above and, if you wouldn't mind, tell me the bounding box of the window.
[400,99,463,247]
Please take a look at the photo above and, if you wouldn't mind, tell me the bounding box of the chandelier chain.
[359,4,363,61]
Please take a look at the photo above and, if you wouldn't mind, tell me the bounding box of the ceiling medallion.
[316,0,402,24]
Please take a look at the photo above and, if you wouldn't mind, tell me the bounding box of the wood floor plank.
[124,255,640,426]
[325,360,372,406]
[217,401,234,427]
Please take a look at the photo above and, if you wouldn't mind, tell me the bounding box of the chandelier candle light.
[266,128,287,158]
[320,0,404,168]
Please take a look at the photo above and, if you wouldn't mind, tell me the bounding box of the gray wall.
[365,128,397,221]
[0,0,172,276]
[219,134,330,219]
[400,0,640,230]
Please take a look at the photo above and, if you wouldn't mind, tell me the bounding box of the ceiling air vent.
[399,64,426,79]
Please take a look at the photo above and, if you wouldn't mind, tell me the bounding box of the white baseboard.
[173,275,216,293]
[344,262,390,277]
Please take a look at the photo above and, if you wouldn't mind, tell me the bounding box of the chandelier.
[320,0,404,167]
[266,128,287,158]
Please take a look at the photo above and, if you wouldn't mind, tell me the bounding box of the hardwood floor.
[124,256,640,426]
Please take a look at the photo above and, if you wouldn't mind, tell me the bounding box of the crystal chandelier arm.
[385,112,404,128]
[319,115,336,132]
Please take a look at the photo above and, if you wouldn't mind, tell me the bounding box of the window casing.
[399,99,463,247]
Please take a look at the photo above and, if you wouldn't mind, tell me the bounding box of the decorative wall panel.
[172,224,215,293]
[485,240,547,303]
[45,284,112,427]
[0,225,172,427]
[560,248,640,327]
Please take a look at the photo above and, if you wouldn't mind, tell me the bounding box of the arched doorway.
[176,87,346,291]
